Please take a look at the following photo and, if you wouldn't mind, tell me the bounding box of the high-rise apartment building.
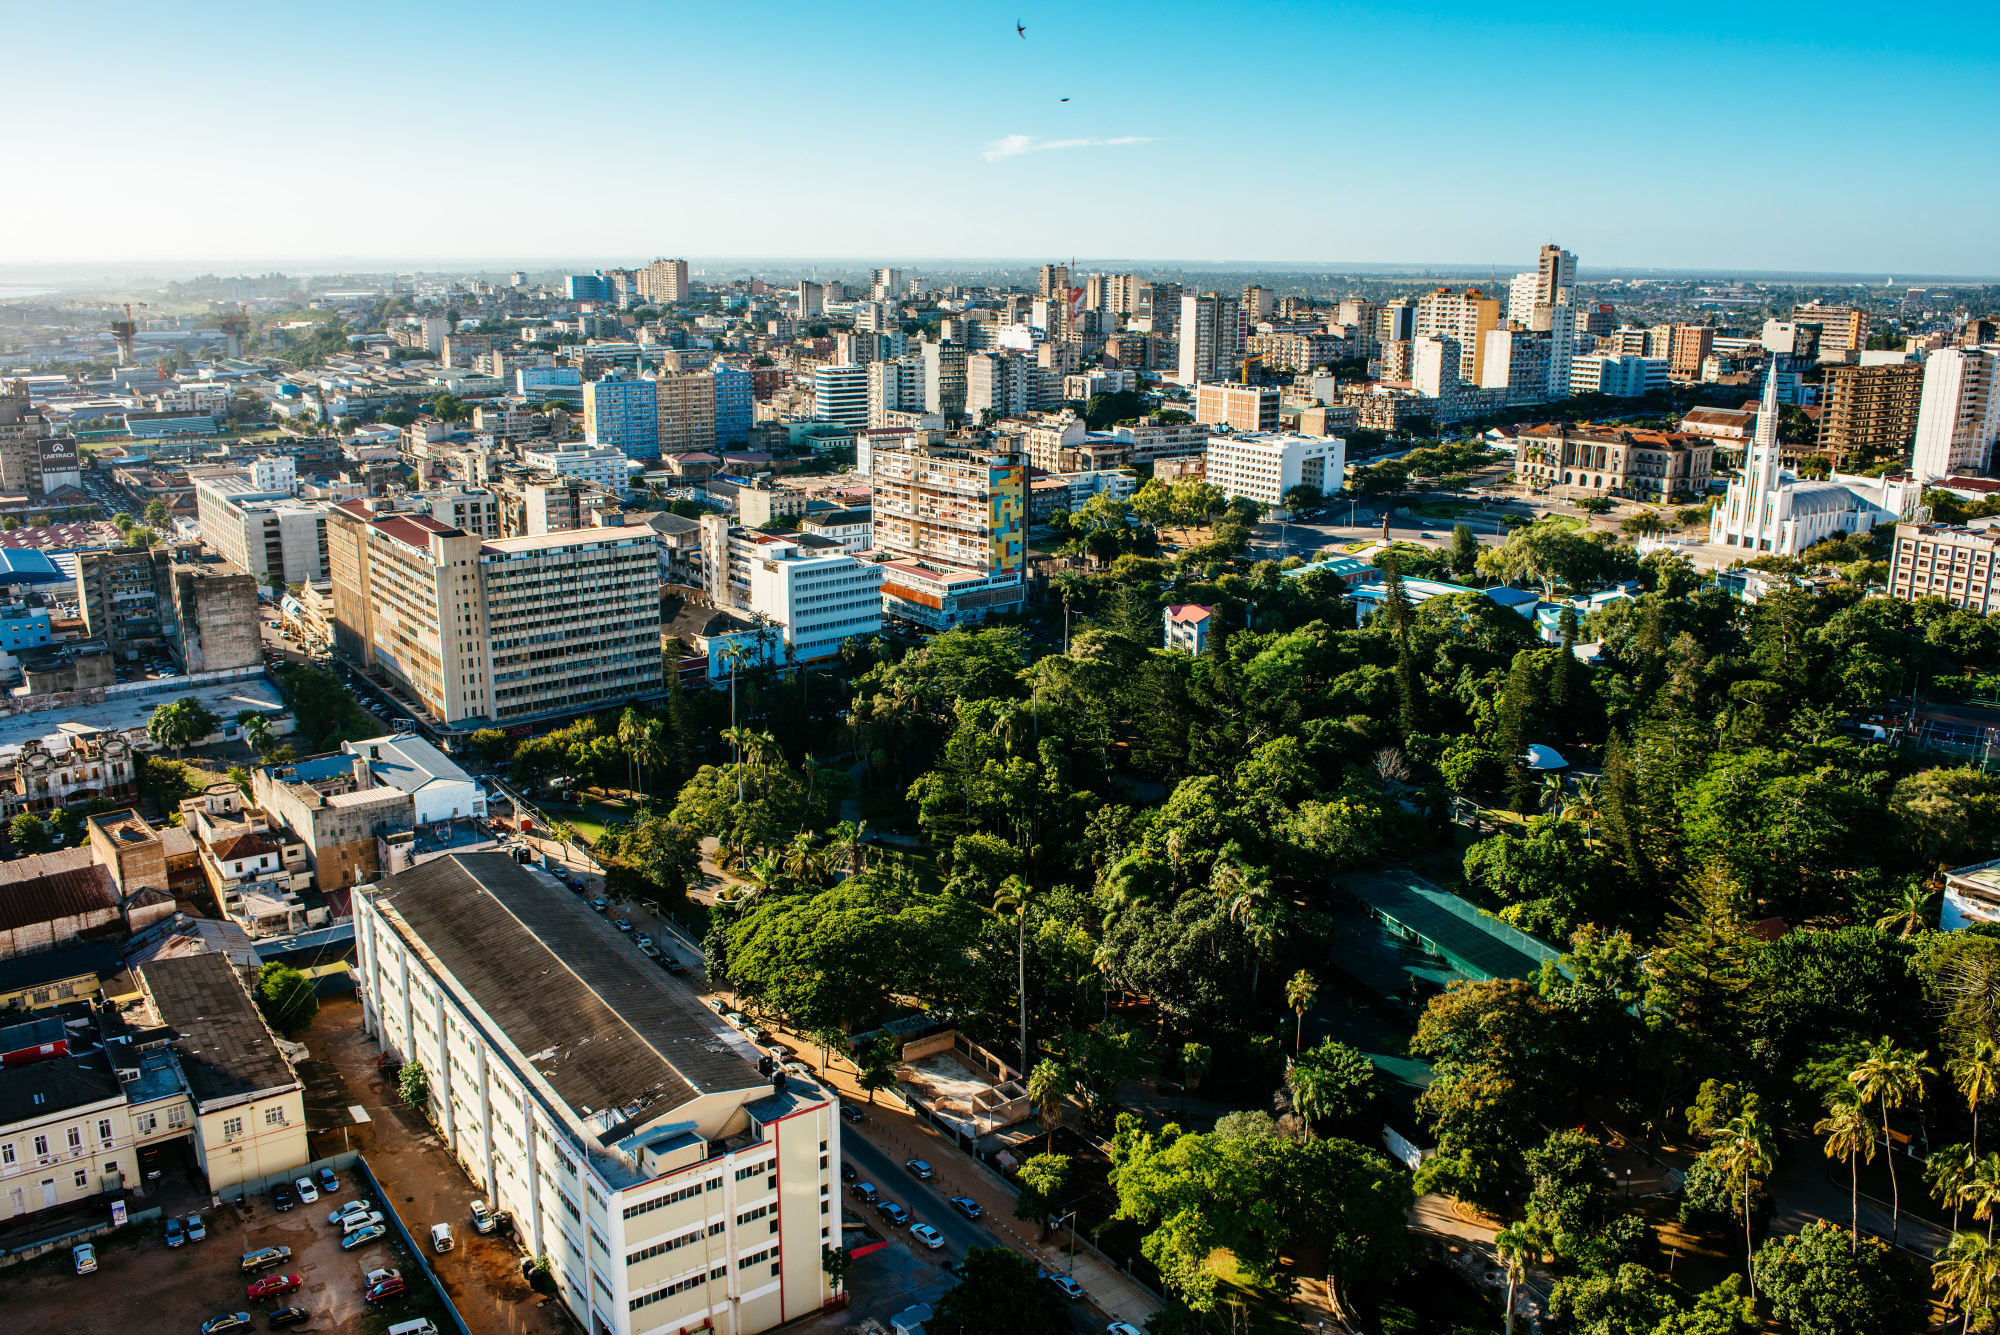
[868,356,925,427]
[1791,303,1870,359]
[869,439,1026,627]
[813,364,869,429]
[654,370,717,457]
[1414,288,1502,384]
[1817,360,1926,468]
[1509,244,1577,330]
[710,361,752,448]
[1913,346,2000,481]
[795,281,825,317]
[355,853,841,1335]
[326,504,662,727]
[1177,293,1243,385]
[1412,335,1463,399]
[1204,432,1346,507]
[639,258,690,304]
[1888,521,2000,612]
[565,273,611,304]
[1037,264,1071,299]
[1376,298,1416,346]
[1194,382,1279,433]
[584,374,660,459]
[1668,324,1714,379]
[921,341,969,415]
[967,351,1039,419]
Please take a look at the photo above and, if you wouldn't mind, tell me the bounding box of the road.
[841,1132,996,1259]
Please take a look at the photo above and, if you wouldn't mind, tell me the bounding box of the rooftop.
[0,861,117,933]
[0,1052,124,1126]
[343,733,475,796]
[364,854,765,1144]
[140,952,298,1104]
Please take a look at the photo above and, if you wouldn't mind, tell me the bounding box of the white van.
[429,1222,454,1253]
[388,1322,440,1335]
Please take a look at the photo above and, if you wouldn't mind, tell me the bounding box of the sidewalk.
[738,1005,1164,1330]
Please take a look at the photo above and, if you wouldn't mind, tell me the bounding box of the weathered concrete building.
[251,752,414,891]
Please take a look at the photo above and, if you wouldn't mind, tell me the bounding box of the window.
[1,1142,13,1165]
[67,1127,82,1151]
[264,1108,286,1126]
[97,1119,113,1145]
[74,1169,88,1189]
[167,1107,187,1130]
[33,1135,48,1157]
[222,1117,243,1139]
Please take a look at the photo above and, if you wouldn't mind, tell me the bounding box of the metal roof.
[141,952,298,1104]
[1340,868,1560,984]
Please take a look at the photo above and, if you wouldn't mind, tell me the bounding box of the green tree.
[144,498,169,528]
[1958,1039,2000,1158]
[1815,1092,1877,1250]
[930,1246,1067,1335]
[1286,969,1318,1050]
[1495,1217,1551,1335]
[1935,1229,2000,1335]
[858,1036,898,1105]
[8,812,50,855]
[148,697,222,756]
[820,1244,852,1294]
[237,709,275,757]
[1029,1058,1069,1153]
[1014,1152,1071,1239]
[1449,522,1480,578]
[397,1057,430,1111]
[1701,1098,1776,1297]
[255,962,319,1034]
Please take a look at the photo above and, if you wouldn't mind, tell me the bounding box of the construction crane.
[110,301,148,366]
[1239,352,1262,385]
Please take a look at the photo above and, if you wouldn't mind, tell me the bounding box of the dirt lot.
[308,996,571,1335]
[0,1171,447,1335]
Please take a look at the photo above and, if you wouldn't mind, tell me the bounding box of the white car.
[294,1177,318,1205]
[342,1211,386,1235]
[909,1223,945,1250]
[329,1201,371,1226]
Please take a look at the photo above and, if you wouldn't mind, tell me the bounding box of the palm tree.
[1494,1218,1551,1335]
[1967,1153,2000,1245]
[1180,1042,1211,1116]
[1286,969,1318,1052]
[617,708,646,797]
[1850,1038,1936,1246]
[1878,882,1938,938]
[1049,572,1087,654]
[1567,774,1601,840]
[1028,1059,1068,1153]
[994,876,1035,1077]
[1817,1093,1877,1251]
[1706,1099,1775,1298]
[1216,862,1279,1001]
[1956,1040,2000,1158]
[1539,771,1566,817]
[1936,1229,2000,1335]
[1287,1060,1335,1141]
[719,725,753,805]
[237,710,274,757]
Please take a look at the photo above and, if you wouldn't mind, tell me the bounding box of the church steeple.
[1748,360,1783,496]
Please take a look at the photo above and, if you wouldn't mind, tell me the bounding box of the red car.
[246,1274,302,1301]
[365,1274,407,1303]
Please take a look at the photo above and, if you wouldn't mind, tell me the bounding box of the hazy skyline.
[8,1,1998,273]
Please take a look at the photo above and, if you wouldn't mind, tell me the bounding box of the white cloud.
[981,134,1154,162]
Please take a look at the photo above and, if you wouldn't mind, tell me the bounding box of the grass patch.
[1205,1250,1299,1335]
[1535,515,1585,531]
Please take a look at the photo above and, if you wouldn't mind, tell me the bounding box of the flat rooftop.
[365,853,766,1144]
[0,675,284,751]
[140,952,298,1104]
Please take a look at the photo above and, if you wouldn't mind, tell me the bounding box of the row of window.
[623,1176,719,1220]
[1,1118,116,1166]
[628,1221,725,1267]
[629,1264,728,1311]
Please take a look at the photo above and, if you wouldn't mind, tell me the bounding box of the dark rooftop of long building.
[365,853,763,1140]
[140,952,298,1104]
[0,1051,123,1125]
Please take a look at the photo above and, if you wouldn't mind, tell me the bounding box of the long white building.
[357,854,841,1335]
[1203,431,1346,508]
[1711,366,1919,556]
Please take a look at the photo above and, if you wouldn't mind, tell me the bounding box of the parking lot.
[0,1165,451,1335]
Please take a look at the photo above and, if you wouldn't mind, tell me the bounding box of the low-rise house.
[1163,604,1213,653]
[0,730,136,819]
[250,753,416,893]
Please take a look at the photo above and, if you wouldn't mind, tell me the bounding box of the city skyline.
[6,1,1997,272]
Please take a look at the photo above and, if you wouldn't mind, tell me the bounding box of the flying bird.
[1060,97,1070,102]
[1016,20,1026,37]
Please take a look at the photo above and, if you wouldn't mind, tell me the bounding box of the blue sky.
[7,0,1997,273]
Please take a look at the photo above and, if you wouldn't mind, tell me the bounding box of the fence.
[223,1148,360,1203]
[0,1204,164,1269]
[353,1154,475,1335]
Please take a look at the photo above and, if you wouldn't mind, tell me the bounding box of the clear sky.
[7,0,1997,274]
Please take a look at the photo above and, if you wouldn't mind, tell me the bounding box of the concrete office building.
[655,371,717,457]
[1177,293,1243,385]
[1415,288,1502,384]
[251,751,415,891]
[585,375,661,460]
[326,504,663,728]
[163,559,262,672]
[1567,354,1667,398]
[1194,382,1279,433]
[523,444,633,494]
[867,357,925,428]
[1792,303,1871,359]
[423,487,503,540]
[1817,360,1926,468]
[921,341,968,416]
[1888,521,2000,612]
[710,362,752,449]
[1913,346,2000,481]
[1203,432,1345,509]
[966,352,1039,420]
[194,474,328,585]
[75,547,169,657]
[356,854,842,1335]
[812,365,869,429]
[640,258,691,304]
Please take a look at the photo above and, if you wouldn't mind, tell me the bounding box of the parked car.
[705,998,727,1012]
[723,1011,747,1027]
[240,1247,292,1273]
[840,1104,866,1123]
[364,1273,407,1303]
[201,1314,252,1335]
[948,1194,982,1220]
[876,1201,911,1226]
[742,1026,765,1043]
[909,1223,945,1250]
[638,942,660,959]
[329,1201,372,1226]
[186,1213,207,1242]
[73,1242,96,1274]
[590,898,609,913]
[614,919,633,934]
[904,1159,935,1180]
[1108,1323,1147,1335]
[293,1177,318,1204]
[267,1308,310,1329]
[269,1183,295,1212]
[318,1168,340,1194]
[1043,1271,1084,1300]
[167,1215,187,1247]
[342,1224,388,1251]
[430,1222,454,1253]
[851,1182,879,1205]
[246,1273,302,1301]
[634,934,653,949]
[469,1199,496,1234]
[662,957,686,974]
[840,1162,857,1183]
[342,1211,386,1235]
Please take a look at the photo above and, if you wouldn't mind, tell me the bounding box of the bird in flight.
[1016,20,1026,37]
[1059,97,1070,102]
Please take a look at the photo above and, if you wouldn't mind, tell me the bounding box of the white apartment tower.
[867,356,925,427]
[1177,293,1243,385]
[812,364,869,429]
[1913,346,2000,481]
